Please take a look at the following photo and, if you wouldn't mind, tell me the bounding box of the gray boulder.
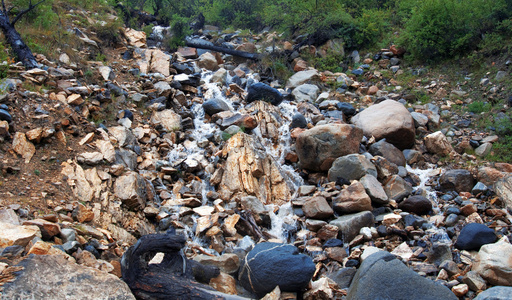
[439,169,474,193]
[330,211,374,243]
[291,84,319,102]
[346,251,457,300]
[474,286,512,300]
[369,139,406,167]
[328,154,377,182]
[202,98,230,116]
[246,82,283,106]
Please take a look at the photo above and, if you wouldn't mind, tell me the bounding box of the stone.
[390,242,413,261]
[360,174,389,204]
[346,251,457,300]
[384,175,413,201]
[462,271,486,292]
[1,255,134,299]
[0,222,40,248]
[382,213,402,226]
[303,277,334,300]
[95,139,116,163]
[452,284,468,297]
[211,68,227,84]
[495,175,512,210]
[411,112,429,127]
[424,131,454,156]
[317,225,339,241]
[238,242,315,296]
[124,27,146,48]
[327,154,377,182]
[67,94,84,105]
[351,100,415,150]
[61,161,94,202]
[149,49,170,76]
[246,82,283,106]
[479,167,506,186]
[197,52,218,70]
[330,211,374,243]
[326,267,356,289]
[203,98,231,116]
[333,181,372,214]
[475,143,492,157]
[77,152,103,165]
[154,81,172,97]
[474,286,512,300]
[291,84,319,102]
[151,109,182,132]
[296,124,363,172]
[439,169,474,193]
[403,149,424,165]
[290,113,307,129]
[0,209,19,225]
[114,172,149,210]
[12,132,35,163]
[369,139,406,167]
[99,66,114,81]
[302,196,334,219]
[372,156,399,180]
[455,223,497,251]
[59,53,70,65]
[473,238,512,286]
[398,195,433,215]
[23,219,60,240]
[210,272,237,295]
[286,69,320,89]
[194,253,239,275]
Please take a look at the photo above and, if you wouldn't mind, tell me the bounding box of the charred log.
[185,38,260,60]
[121,230,243,300]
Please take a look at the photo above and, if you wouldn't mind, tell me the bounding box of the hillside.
[0,0,511,299]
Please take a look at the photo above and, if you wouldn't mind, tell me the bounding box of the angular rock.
[124,28,146,48]
[495,175,512,210]
[398,195,432,215]
[99,66,114,81]
[475,143,492,157]
[302,196,334,220]
[0,222,40,248]
[194,253,240,274]
[23,219,60,240]
[360,174,388,204]
[1,255,134,299]
[328,154,377,182]
[351,100,415,150]
[455,223,497,251]
[12,132,35,163]
[286,69,319,89]
[151,109,182,132]
[333,181,372,214]
[291,84,319,102]
[197,52,218,70]
[61,161,94,202]
[473,238,512,286]
[149,49,170,76]
[114,172,149,210]
[246,82,283,106]
[439,169,474,193]
[209,272,237,295]
[154,81,172,97]
[346,251,457,300]
[239,242,315,296]
[425,131,454,156]
[474,286,512,300]
[462,271,486,292]
[330,211,374,243]
[296,124,363,172]
[369,139,406,167]
[384,175,413,201]
[203,98,230,116]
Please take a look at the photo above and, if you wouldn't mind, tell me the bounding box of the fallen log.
[121,230,247,300]
[185,38,260,60]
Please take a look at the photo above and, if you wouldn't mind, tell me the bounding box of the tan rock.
[222,214,240,236]
[67,94,84,105]
[61,161,94,202]
[473,237,512,286]
[79,132,95,145]
[26,127,44,143]
[209,272,237,295]
[303,196,334,219]
[75,203,94,223]
[0,222,41,247]
[177,47,197,59]
[114,172,148,210]
[27,240,51,255]
[193,253,240,274]
[333,181,372,213]
[23,219,60,239]
[367,85,379,95]
[197,52,218,71]
[149,49,170,76]
[150,109,182,132]
[425,131,454,155]
[124,28,146,48]
[304,277,334,300]
[0,120,9,136]
[12,132,35,163]
[95,139,116,162]
[77,152,103,165]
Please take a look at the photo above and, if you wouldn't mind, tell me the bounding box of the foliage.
[0,42,12,79]
[167,14,192,50]
[467,101,492,114]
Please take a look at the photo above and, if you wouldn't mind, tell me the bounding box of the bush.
[467,101,492,114]
[167,14,192,50]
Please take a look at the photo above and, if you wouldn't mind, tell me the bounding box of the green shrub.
[467,101,492,114]
[167,14,192,50]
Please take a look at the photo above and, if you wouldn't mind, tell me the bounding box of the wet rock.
[209,272,237,295]
[197,52,218,70]
[12,132,35,163]
[114,172,149,210]
[360,174,389,204]
[369,139,406,167]
[403,149,425,165]
[194,253,239,274]
[333,181,372,214]
[217,133,293,205]
[292,84,319,102]
[346,251,457,300]
[286,69,319,89]
[290,113,307,129]
[296,124,363,172]
[474,286,512,300]
[328,154,377,182]
[424,131,454,156]
[330,211,374,243]
[0,222,40,247]
[150,109,182,132]
[473,238,512,286]
[384,175,413,201]
[1,255,134,299]
[203,98,230,116]
[239,242,315,296]
[303,196,334,220]
[246,82,283,106]
[398,195,432,215]
[439,169,474,193]
[351,100,415,150]
[455,223,497,251]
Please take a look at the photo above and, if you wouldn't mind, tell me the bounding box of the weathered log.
[185,38,260,60]
[121,230,246,300]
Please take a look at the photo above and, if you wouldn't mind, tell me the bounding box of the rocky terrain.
[0,8,512,300]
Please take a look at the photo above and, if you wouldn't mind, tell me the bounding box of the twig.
[11,0,46,26]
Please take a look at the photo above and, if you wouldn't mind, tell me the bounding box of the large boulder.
[398,195,432,215]
[238,242,315,296]
[455,223,497,251]
[494,175,512,210]
[328,154,377,182]
[474,286,512,300]
[296,124,363,172]
[1,255,135,299]
[473,238,512,286]
[439,169,474,193]
[246,82,283,106]
[368,139,406,167]
[424,131,454,156]
[291,84,319,102]
[346,251,457,300]
[351,100,415,150]
[286,69,320,89]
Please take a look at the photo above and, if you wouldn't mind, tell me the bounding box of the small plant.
[34,170,41,176]
[467,101,492,113]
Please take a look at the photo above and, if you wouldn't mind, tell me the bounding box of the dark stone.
[202,98,230,116]
[444,214,459,227]
[323,110,345,121]
[172,63,194,74]
[403,214,427,228]
[369,139,406,167]
[0,245,25,258]
[326,267,356,289]
[398,195,432,215]
[347,251,457,300]
[345,259,359,268]
[117,109,133,121]
[439,169,474,193]
[290,113,307,129]
[246,82,283,106]
[351,69,364,76]
[0,108,12,122]
[85,244,100,259]
[336,102,356,116]
[474,286,512,300]
[323,239,343,248]
[454,223,497,251]
[238,242,315,296]
[469,140,480,148]
[106,82,127,97]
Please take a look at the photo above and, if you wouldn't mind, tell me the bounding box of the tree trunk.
[0,11,38,69]
[186,38,260,60]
